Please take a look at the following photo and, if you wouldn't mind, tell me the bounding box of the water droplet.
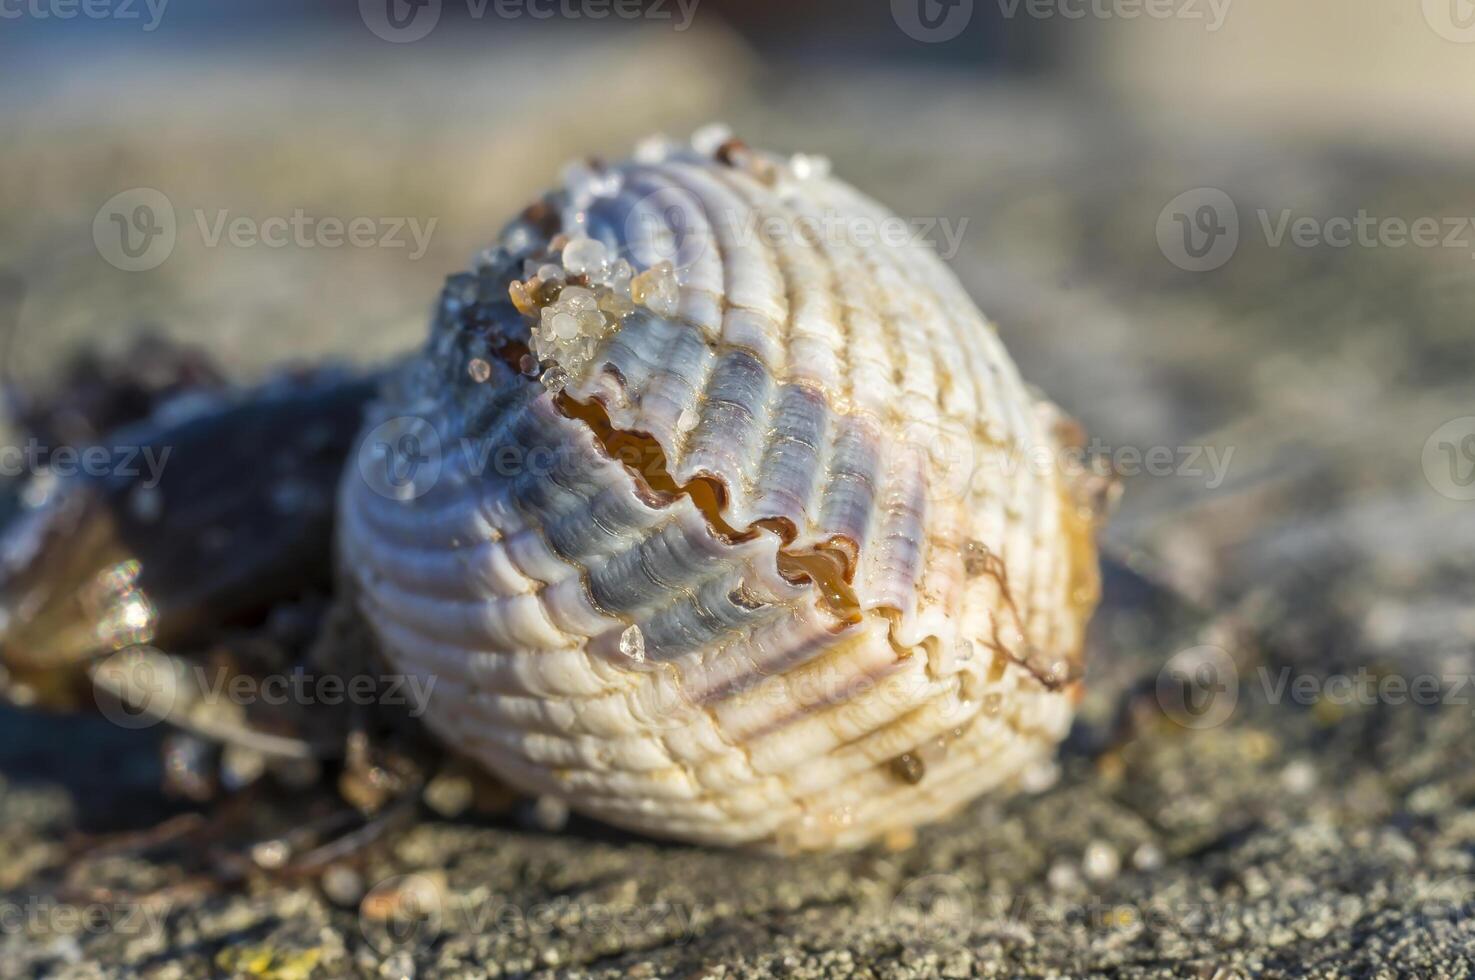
[789,153,831,180]
[888,752,926,785]
[631,262,680,317]
[963,539,991,577]
[691,122,734,156]
[562,236,609,278]
[634,134,676,163]
[128,485,163,524]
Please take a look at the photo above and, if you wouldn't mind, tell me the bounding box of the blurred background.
[1,2,1474,974]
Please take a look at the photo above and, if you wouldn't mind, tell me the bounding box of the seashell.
[338,131,1105,851]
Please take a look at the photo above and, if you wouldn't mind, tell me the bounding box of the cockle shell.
[339,132,1103,851]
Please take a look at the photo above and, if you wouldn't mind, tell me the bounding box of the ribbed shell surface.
[339,139,1102,851]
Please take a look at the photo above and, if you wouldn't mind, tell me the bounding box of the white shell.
[339,134,1102,851]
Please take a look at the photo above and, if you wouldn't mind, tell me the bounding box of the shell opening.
[554,392,861,626]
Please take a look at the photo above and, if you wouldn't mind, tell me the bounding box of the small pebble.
[423,770,475,818]
[531,795,570,833]
[1047,859,1081,892]
[1281,759,1318,794]
[323,864,366,907]
[1020,759,1060,795]
[1083,840,1121,882]
[379,950,416,979]
[251,839,291,870]
[220,743,266,792]
[1132,842,1165,871]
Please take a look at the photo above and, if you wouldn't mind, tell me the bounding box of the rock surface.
[1,36,1473,979]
